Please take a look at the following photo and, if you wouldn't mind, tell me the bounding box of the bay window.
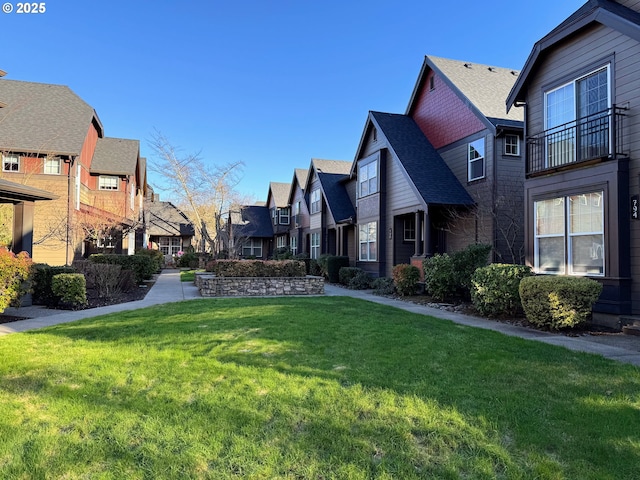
[534,191,604,276]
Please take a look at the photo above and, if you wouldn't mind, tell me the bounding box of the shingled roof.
[267,182,290,208]
[91,137,140,175]
[507,0,640,109]
[408,55,523,127]
[312,158,352,176]
[145,200,195,237]
[235,205,274,238]
[370,111,474,206]
[317,172,355,223]
[0,79,102,156]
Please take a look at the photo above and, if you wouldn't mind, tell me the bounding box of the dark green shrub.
[349,270,372,290]
[273,247,293,260]
[294,254,311,274]
[32,264,76,306]
[0,249,33,312]
[205,260,306,277]
[316,254,332,278]
[177,252,198,268]
[339,267,362,286]
[423,254,456,301]
[372,277,395,296]
[471,264,533,317]
[135,249,164,272]
[51,273,87,309]
[326,256,350,283]
[89,254,156,284]
[451,243,492,298]
[392,264,420,296]
[309,259,321,276]
[519,275,603,330]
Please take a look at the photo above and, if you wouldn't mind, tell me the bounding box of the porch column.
[337,226,342,256]
[12,201,34,256]
[423,207,432,257]
[414,211,422,256]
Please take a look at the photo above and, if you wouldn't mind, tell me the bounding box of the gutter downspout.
[63,156,76,266]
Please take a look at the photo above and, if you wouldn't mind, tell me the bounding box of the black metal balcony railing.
[527,106,626,175]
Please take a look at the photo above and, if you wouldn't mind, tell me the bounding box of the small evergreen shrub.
[135,249,164,272]
[326,256,350,283]
[451,243,492,298]
[349,270,372,290]
[339,267,362,286]
[519,275,603,330]
[32,264,76,306]
[273,247,293,260]
[309,259,321,276]
[89,254,156,284]
[372,277,395,296]
[51,273,87,309]
[0,249,33,312]
[316,254,332,278]
[423,254,456,301]
[177,252,198,268]
[392,264,420,296]
[471,264,532,317]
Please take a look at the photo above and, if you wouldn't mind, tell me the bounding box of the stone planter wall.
[195,273,324,297]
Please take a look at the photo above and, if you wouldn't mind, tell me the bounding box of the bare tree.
[148,131,245,254]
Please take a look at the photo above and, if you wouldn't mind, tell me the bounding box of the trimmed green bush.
[205,259,306,277]
[51,273,87,309]
[89,254,156,284]
[135,249,164,272]
[372,277,395,296]
[349,270,373,290]
[519,275,603,330]
[338,267,361,286]
[451,243,492,298]
[423,254,456,301]
[392,264,420,296]
[471,264,533,317]
[0,249,33,312]
[32,264,76,306]
[176,252,198,268]
[316,254,332,278]
[326,256,350,284]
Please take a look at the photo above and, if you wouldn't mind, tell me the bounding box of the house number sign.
[632,195,639,220]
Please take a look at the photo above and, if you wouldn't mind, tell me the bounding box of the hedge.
[392,264,421,296]
[326,256,350,283]
[51,273,87,309]
[89,253,156,284]
[205,259,306,277]
[471,263,532,317]
[32,264,76,306]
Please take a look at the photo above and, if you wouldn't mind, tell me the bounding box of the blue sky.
[2,0,585,202]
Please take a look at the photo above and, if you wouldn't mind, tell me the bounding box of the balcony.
[527,106,627,176]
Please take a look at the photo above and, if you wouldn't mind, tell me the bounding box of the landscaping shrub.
[309,259,321,276]
[372,277,395,296]
[87,263,123,299]
[451,243,492,298]
[316,254,332,278]
[326,256,350,283]
[0,249,33,312]
[471,263,532,317]
[135,248,164,272]
[392,264,420,296]
[32,264,76,306]
[349,270,373,290]
[51,273,87,309]
[273,247,293,260]
[294,254,311,274]
[423,253,456,301]
[89,253,156,284]
[339,267,362,286]
[519,275,603,330]
[205,259,306,277]
[176,251,199,269]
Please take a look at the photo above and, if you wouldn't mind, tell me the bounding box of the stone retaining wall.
[195,273,324,297]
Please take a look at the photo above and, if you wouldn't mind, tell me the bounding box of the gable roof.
[370,111,474,206]
[145,200,195,237]
[90,137,140,175]
[507,0,640,109]
[288,168,309,204]
[235,205,274,238]
[407,55,523,129]
[317,172,355,223]
[266,182,290,208]
[0,79,103,156]
[312,158,352,176]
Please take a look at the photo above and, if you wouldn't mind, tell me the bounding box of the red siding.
[410,72,485,149]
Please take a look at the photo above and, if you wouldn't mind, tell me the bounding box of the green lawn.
[0,297,638,479]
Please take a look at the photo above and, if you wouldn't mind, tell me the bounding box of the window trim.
[44,156,62,175]
[2,154,19,172]
[504,134,520,156]
[310,232,320,259]
[290,236,298,256]
[403,217,416,242]
[278,207,290,225]
[98,175,119,191]
[358,159,378,198]
[310,189,321,214]
[242,238,263,258]
[359,222,377,262]
[468,137,485,182]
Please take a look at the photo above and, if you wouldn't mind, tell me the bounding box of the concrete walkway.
[1,272,639,367]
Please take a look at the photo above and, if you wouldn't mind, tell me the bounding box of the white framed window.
[534,191,604,276]
[159,237,181,255]
[97,234,116,249]
[404,217,416,241]
[358,160,378,197]
[293,201,301,225]
[290,236,298,256]
[311,232,320,259]
[242,239,262,258]
[276,235,287,249]
[278,207,290,225]
[99,175,119,190]
[504,135,520,156]
[310,189,321,214]
[359,222,377,261]
[44,157,61,174]
[468,138,485,181]
[2,154,19,172]
[75,163,81,210]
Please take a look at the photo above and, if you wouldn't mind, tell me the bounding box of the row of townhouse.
[0,76,194,265]
[227,54,525,278]
[230,0,640,326]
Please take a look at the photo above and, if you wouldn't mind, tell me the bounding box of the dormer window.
[44,157,61,174]
[99,175,119,190]
[2,154,19,172]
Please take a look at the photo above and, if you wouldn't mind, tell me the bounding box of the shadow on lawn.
[24,296,640,477]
